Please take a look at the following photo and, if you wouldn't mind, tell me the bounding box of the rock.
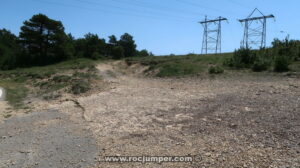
[19,150,31,154]
[229,123,238,129]
[245,107,251,112]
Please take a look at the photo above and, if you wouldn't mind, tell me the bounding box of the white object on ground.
[0,87,4,100]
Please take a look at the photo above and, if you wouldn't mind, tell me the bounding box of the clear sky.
[1,0,299,55]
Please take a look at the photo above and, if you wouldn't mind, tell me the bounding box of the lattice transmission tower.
[200,16,228,54]
[239,8,275,49]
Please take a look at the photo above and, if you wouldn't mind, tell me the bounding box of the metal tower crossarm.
[239,15,275,22]
[200,17,228,24]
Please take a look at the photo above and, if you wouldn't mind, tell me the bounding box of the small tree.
[84,33,106,58]
[74,33,106,59]
[112,46,125,59]
[137,49,150,57]
[0,29,20,70]
[108,35,118,46]
[119,33,137,57]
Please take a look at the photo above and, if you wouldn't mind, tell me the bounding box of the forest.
[0,14,152,70]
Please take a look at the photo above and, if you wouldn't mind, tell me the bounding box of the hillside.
[125,53,300,77]
[1,53,300,111]
[0,58,299,167]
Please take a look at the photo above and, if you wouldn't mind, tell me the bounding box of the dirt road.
[0,62,299,168]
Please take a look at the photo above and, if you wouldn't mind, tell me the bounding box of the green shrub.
[26,72,44,79]
[73,72,97,79]
[156,63,198,77]
[225,48,256,68]
[112,46,125,59]
[44,71,55,78]
[208,66,224,74]
[223,57,234,67]
[87,65,97,72]
[71,80,91,95]
[252,58,270,72]
[36,81,49,88]
[274,55,290,72]
[52,75,71,83]
[273,38,300,61]
[136,49,150,57]
[91,52,102,60]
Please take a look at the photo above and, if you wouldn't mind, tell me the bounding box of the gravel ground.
[0,62,299,168]
[0,110,98,168]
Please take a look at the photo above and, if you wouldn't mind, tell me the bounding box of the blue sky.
[1,0,299,55]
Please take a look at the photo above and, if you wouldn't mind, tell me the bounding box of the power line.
[107,0,210,18]
[226,0,253,9]
[174,0,239,17]
[72,0,201,21]
[31,0,196,23]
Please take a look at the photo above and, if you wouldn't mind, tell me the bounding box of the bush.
[273,38,300,61]
[274,55,289,72]
[71,80,91,95]
[224,40,299,73]
[251,58,270,72]
[208,66,224,74]
[91,52,103,60]
[26,72,51,79]
[225,48,256,68]
[112,46,125,59]
[73,72,97,79]
[52,75,72,83]
[137,49,150,57]
[156,63,198,77]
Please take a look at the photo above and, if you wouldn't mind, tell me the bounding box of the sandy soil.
[0,61,299,168]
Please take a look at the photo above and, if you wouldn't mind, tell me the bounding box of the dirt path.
[0,102,10,123]
[53,61,300,167]
[1,61,300,168]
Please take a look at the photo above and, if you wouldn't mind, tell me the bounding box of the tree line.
[0,14,152,70]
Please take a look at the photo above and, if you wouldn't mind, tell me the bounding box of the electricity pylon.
[239,8,275,49]
[200,16,228,54]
